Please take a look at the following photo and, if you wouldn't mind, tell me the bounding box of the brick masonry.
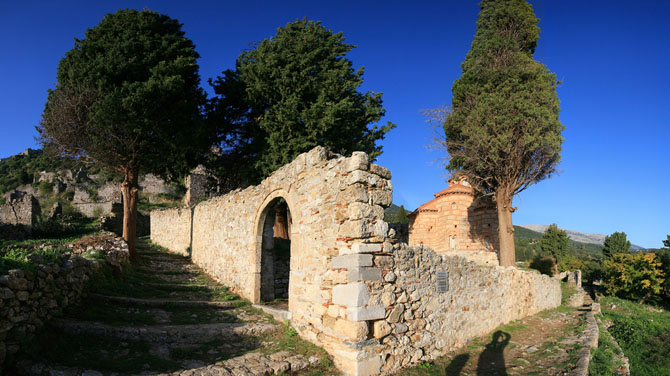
[408,177,500,261]
[150,147,561,376]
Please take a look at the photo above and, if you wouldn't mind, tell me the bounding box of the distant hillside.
[384,203,413,223]
[519,224,644,250]
[514,225,604,261]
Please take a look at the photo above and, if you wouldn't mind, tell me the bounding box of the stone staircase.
[10,239,324,376]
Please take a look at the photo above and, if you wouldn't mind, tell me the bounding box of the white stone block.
[332,283,370,307]
[348,267,382,282]
[340,243,382,255]
[346,306,386,321]
[331,254,373,269]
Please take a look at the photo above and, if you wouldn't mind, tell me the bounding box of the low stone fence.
[0,233,129,367]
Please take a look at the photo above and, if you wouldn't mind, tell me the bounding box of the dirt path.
[401,300,590,375]
[10,238,334,376]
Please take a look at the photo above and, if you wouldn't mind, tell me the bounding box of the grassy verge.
[589,317,625,375]
[599,296,670,376]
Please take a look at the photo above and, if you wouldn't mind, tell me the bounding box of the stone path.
[10,239,329,376]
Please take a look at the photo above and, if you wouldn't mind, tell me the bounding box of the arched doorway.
[259,198,292,308]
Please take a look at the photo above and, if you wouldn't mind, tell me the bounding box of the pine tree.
[38,10,209,259]
[208,19,395,183]
[602,232,631,258]
[540,224,569,266]
[442,0,564,266]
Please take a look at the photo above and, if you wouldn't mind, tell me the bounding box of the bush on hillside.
[529,254,555,276]
[603,252,665,303]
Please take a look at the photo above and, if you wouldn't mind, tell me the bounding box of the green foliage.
[389,205,409,224]
[0,246,66,275]
[37,180,54,196]
[209,18,395,183]
[514,226,602,278]
[663,235,670,248]
[85,186,99,201]
[0,150,68,194]
[601,296,670,376]
[655,248,670,301]
[602,252,665,302]
[540,224,569,265]
[529,253,555,276]
[602,231,631,258]
[38,8,210,183]
[442,0,563,198]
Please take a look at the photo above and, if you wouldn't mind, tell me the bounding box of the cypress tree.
[443,0,564,266]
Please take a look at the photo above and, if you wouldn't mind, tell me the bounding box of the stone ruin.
[151,147,561,375]
[0,191,41,232]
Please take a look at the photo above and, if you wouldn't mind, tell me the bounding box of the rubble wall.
[364,243,562,373]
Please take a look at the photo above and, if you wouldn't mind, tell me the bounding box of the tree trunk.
[496,188,516,267]
[121,167,140,261]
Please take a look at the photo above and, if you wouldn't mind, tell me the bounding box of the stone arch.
[251,189,300,305]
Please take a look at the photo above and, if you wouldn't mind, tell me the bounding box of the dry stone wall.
[150,146,561,376]
[0,234,129,367]
[0,192,40,228]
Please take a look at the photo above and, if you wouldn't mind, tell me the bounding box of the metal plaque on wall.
[436,271,449,292]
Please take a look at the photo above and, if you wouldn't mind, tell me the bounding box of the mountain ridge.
[519,224,644,250]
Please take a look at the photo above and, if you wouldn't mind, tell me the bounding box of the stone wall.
[150,147,561,376]
[150,207,192,255]
[0,234,129,366]
[363,243,561,373]
[0,192,40,227]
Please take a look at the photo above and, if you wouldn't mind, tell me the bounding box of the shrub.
[37,180,54,196]
[529,254,555,276]
[602,252,665,303]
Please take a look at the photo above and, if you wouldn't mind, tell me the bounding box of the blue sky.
[1,1,668,248]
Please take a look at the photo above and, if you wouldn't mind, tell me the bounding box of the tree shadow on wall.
[476,330,510,376]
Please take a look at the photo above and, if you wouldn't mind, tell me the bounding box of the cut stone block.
[346,306,386,321]
[332,283,370,307]
[331,254,373,269]
[347,267,382,282]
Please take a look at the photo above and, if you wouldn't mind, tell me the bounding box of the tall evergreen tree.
[442,0,564,266]
[602,231,631,258]
[208,19,395,184]
[540,223,569,266]
[38,9,209,259]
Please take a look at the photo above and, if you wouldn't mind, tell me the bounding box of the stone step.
[87,293,238,308]
[49,319,276,344]
[134,266,200,275]
[139,282,215,289]
[15,351,319,376]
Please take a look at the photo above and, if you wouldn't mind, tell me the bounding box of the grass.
[589,318,625,376]
[560,280,578,305]
[260,322,336,374]
[599,296,670,376]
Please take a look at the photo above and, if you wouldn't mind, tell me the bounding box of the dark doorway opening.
[260,198,291,309]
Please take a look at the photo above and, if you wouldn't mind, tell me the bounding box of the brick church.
[408,177,500,258]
